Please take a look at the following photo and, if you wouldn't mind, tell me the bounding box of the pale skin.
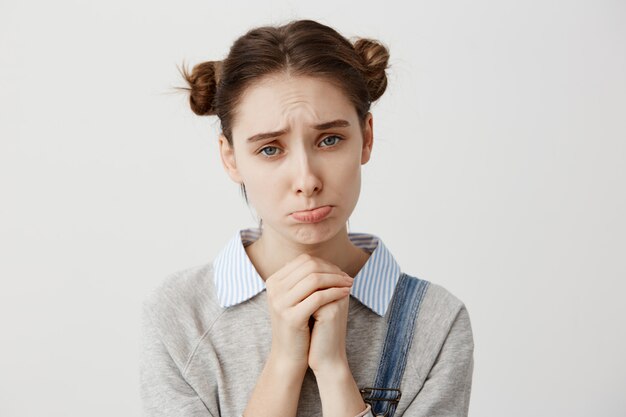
[218,72,375,417]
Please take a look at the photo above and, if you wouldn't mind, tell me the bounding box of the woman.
[140,19,474,417]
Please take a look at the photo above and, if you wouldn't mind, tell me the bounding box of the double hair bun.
[179,38,389,117]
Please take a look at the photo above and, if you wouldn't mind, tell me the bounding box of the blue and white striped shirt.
[213,227,402,317]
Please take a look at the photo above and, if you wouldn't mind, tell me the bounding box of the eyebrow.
[246,119,351,143]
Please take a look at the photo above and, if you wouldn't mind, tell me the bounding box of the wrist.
[314,363,367,417]
[313,359,351,384]
[311,355,349,378]
[267,350,309,377]
[244,350,307,417]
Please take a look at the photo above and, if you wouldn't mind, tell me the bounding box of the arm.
[315,364,370,417]
[246,253,358,416]
[242,351,308,417]
[139,303,215,417]
[306,271,369,417]
[403,305,475,416]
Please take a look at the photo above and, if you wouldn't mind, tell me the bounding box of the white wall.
[1,0,624,415]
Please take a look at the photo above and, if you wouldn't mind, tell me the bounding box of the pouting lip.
[291,205,333,214]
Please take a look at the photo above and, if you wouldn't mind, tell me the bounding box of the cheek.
[330,159,362,201]
[333,155,361,181]
[240,165,283,208]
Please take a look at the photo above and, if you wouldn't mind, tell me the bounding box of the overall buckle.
[359,387,402,416]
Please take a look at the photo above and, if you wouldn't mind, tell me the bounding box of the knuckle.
[310,291,322,304]
[276,307,290,321]
[310,272,322,285]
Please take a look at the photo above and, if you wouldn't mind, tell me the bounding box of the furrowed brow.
[246,119,350,143]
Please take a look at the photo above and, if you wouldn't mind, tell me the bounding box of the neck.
[244,224,370,280]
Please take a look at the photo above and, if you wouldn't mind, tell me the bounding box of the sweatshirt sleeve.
[402,304,475,416]
[139,299,216,417]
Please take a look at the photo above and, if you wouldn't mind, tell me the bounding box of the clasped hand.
[265,253,354,375]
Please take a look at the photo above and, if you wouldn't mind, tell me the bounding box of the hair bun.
[178,60,222,116]
[352,38,390,102]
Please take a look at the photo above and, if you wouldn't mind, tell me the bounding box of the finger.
[293,287,351,319]
[282,258,345,291]
[284,272,353,307]
[267,253,314,284]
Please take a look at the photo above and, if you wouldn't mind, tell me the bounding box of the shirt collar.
[213,227,401,317]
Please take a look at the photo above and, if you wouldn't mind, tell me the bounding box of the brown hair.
[175,19,390,206]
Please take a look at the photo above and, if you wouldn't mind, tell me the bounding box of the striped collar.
[213,227,401,317]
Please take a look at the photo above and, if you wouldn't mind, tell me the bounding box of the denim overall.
[359,272,430,417]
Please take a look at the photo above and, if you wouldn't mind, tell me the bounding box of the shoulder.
[402,273,469,323]
[420,279,472,341]
[142,261,223,319]
[141,262,225,369]
[404,276,474,377]
[421,280,473,350]
[422,280,468,320]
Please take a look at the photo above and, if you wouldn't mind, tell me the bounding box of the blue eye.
[259,146,280,157]
[320,135,342,147]
[257,135,344,159]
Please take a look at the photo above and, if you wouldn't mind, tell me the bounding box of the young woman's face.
[219,73,373,244]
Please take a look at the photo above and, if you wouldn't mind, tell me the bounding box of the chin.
[290,219,345,244]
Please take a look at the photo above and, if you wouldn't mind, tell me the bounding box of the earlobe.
[218,134,243,183]
[361,112,374,164]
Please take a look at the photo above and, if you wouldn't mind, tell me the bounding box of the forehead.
[232,74,356,137]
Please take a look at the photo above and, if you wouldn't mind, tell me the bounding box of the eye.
[256,135,344,159]
[320,135,343,147]
[258,146,281,158]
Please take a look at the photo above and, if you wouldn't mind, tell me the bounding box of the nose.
[291,147,323,196]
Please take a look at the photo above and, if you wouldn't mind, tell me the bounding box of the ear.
[361,112,374,165]
[218,134,244,183]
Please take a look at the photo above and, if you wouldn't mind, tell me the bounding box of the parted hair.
[176,19,390,146]
[175,19,390,213]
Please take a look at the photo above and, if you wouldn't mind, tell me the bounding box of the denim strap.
[360,272,430,417]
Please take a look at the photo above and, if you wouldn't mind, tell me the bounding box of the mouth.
[291,205,333,223]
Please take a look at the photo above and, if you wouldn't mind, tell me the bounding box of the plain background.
[1,0,624,416]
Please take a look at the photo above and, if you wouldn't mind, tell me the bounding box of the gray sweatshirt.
[139,261,474,416]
